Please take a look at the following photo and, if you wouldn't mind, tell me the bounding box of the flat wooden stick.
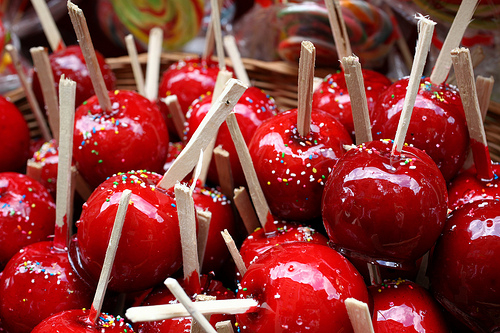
[345,298,375,333]
[297,41,315,137]
[341,55,372,144]
[211,0,226,70]
[367,263,382,286]
[233,187,260,235]
[125,34,145,96]
[164,95,187,141]
[447,45,485,85]
[226,113,274,232]
[430,0,479,85]
[157,79,247,191]
[324,0,352,62]
[88,189,132,324]
[31,0,65,52]
[203,0,224,60]
[68,1,112,112]
[213,146,234,199]
[476,75,494,120]
[6,44,52,141]
[191,295,216,333]
[223,35,250,87]
[53,76,76,251]
[30,46,59,143]
[125,298,259,323]
[145,27,163,101]
[197,209,212,270]
[221,229,247,277]
[451,47,493,181]
[191,150,205,194]
[392,16,436,155]
[216,321,234,333]
[175,183,201,293]
[75,170,93,201]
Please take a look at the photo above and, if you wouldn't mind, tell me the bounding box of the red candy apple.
[32,45,116,109]
[371,77,469,182]
[163,141,185,172]
[0,241,94,333]
[0,172,55,269]
[0,95,31,172]
[248,108,352,221]
[70,170,182,293]
[322,139,448,270]
[430,199,500,333]
[185,86,278,186]
[31,140,59,197]
[369,279,449,332]
[73,90,169,188]
[32,310,134,333]
[312,69,392,139]
[236,242,369,333]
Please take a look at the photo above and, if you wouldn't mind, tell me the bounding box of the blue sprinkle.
[81,141,85,146]
[171,203,176,208]
[116,120,120,126]
[92,127,96,134]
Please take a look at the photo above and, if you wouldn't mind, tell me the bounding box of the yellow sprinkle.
[312,168,317,173]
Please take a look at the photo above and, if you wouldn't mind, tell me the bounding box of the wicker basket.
[6,52,500,161]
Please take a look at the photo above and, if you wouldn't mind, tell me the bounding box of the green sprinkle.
[98,160,103,163]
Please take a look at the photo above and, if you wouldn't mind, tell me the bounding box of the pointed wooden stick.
[341,55,372,145]
[345,298,375,333]
[88,189,132,324]
[30,46,59,143]
[6,44,52,141]
[53,76,76,251]
[324,0,352,62]
[144,27,163,101]
[297,41,315,137]
[125,34,145,97]
[216,321,234,333]
[430,0,479,85]
[223,35,250,87]
[31,0,65,52]
[157,79,247,191]
[164,95,187,141]
[197,209,212,270]
[221,229,247,277]
[233,187,260,235]
[451,47,493,181]
[125,298,259,323]
[392,16,436,155]
[68,1,112,112]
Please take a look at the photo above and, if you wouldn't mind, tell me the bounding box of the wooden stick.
[191,295,216,333]
[126,298,259,323]
[75,171,93,201]
[144,27,163,101]
[223,35,250,87]
[324,0,352,62]
[226,113,274,232]
[191,150,205,193]
[30,0,65,52]
[53,76,76,251]
[297,41,315,137]
[430,0,479,85]
[164,95,187,141]
[213,146,234,199]
[125,34,146,96]
[451,47,493,181]
[233,187,260,235]
[221,229,247,277]
[216,321,234,333]
[157,79,247,191]
[392,16,436,155]
[415,251,430,289]
[345,298,375,333]
[197,209,212,270]
[89,189,132,324]
[164,278,217,333]
[367,263,382,286]
[6,44,52,141]
[341,55,372,144]
[447,45,485,86]
[30,46,59,143]
[476,75,494,120]
[68,1,112,112]
[202,0,224,61]
[175,183,201,293]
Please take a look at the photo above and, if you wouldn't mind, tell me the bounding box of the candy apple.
[31,140,59,197]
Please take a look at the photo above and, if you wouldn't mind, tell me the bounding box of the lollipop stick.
[31,0,65,51]
[144,27,163,101]
[324,0,352,62]
[89,189,132,324]
[392,16,435,155]
[125,34,146,97]
[345,298,375,333]
[223,35,250,87]
[297,41,315,137]
[221,229,247,277]
[233,187,260,235]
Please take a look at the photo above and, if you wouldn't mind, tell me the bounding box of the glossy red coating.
[312,69,392,139]
[134,274,235,332]
[32,140,59,197]
[72,171,182,293]
[185,86,278,187]
[369,279,449,333]
[163,141,185,173]
[322,139,448,269]
[448,164,500,211]
[73,90,169,188]
[32,309,134,332]
[32,45,116,108]
[0,241,94,333]
[248,108,352,221]
[371,77,469,182]
[0,95,31,172]
[158,57,231,140]
[236,242,369,332]
[0,172,55,269]
[430,200,500,333]
[240,221,329,268]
